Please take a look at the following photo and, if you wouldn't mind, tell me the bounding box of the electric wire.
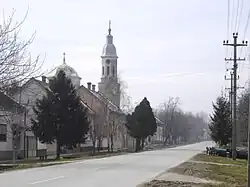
[236,0,244,32]
[234,0,240,32]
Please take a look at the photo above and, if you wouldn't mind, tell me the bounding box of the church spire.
[108,20,111,35]
[63,52,66,64]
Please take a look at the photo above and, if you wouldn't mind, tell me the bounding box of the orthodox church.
[8,22,133,158]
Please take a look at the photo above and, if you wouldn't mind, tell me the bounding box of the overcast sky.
[2,0,250,114]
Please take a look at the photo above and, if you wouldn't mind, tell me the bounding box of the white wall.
[12,80,57,155]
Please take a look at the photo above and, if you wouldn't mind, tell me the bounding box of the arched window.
[102,66,104,75]
[107,66,110,76]
[112,66,115,76]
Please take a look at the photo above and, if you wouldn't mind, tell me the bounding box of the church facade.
[8,23,134,158]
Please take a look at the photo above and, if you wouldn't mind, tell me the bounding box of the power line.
[243,6,250,39]
[231,0,236,34]
[227,0,231,39]
[236,0,244,32]
[234,0,240,32]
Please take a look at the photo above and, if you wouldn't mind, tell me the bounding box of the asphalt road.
[0,141,213,187]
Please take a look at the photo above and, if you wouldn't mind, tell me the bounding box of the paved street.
[0,141,213,187]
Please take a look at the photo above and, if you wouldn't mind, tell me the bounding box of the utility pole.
[225,72,234,115]
[247,52,250,187]
[223,33,248,160]
[225,72,243,152]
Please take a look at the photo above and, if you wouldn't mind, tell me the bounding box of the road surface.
[0,141,213,187]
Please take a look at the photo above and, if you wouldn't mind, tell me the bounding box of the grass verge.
[142,180,207,187]
[141,153,247,187]
[192,154,247,166]
[169,154,247,186]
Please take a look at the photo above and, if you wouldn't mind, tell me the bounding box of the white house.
[0,91,25,160]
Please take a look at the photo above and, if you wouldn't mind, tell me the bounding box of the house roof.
[19,78,118,115]
[79,85,121,113]
[155,116,164,126]
[0,91,25,113]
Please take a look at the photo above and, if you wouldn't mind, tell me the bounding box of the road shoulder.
[139,153,247,187]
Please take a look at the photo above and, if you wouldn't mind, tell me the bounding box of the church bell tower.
[98,21,120,108]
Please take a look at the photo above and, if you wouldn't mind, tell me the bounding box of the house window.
[112,66,115,76]
[102,66,104,75]
[107,66,110,76]
[0,124,7,142]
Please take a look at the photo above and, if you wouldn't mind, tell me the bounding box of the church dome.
[48,53,81,89]
[102,43,117,57]
[55,63,79,78]
[101,22,118,58]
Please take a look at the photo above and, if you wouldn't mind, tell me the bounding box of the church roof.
[79,85,121,113]
[20,77,119,115]
[55,63,80,78]
[101,21,118,58]
[47,53,81,79]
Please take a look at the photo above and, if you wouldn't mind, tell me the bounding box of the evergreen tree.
[126,97,157,151]
[209,96,232,146]
[31,71,90,159]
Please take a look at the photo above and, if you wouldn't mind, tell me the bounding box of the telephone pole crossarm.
[225,58,246,61]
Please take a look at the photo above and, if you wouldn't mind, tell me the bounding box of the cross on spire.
[63,52,66,64]
[108,20,111,35]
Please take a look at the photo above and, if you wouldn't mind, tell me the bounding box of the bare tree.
[157,97,209,145]
[89,104,108,154]
[1,106,29,163]
[118,74,134,114]
[158,97,180,145]
[108,112,125,152]
[89,113,104,155]
[0,10,44,92]
[236,89,249,146]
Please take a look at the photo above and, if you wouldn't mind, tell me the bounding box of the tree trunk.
[141,138,145,150]
[92,139,96,155]
[135,138,141,152]
[97,137,101,152]
[107,136,110,153]
[110,134,114,153]
[56,140,61,160]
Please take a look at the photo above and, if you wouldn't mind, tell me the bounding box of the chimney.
[42,76,46,83]
[49,79,53,85]
[87,82,91,90]
[92,84,96,92]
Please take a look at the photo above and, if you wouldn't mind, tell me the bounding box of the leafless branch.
[0,10,44,92]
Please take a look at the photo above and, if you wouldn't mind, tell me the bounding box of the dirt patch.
[169,154,247,186]
[140,180,221,187]
[141,154,247,187]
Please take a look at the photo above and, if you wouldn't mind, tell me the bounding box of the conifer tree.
[31,71,90,158]
[209,96,231,146]
[126,97,157,151]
